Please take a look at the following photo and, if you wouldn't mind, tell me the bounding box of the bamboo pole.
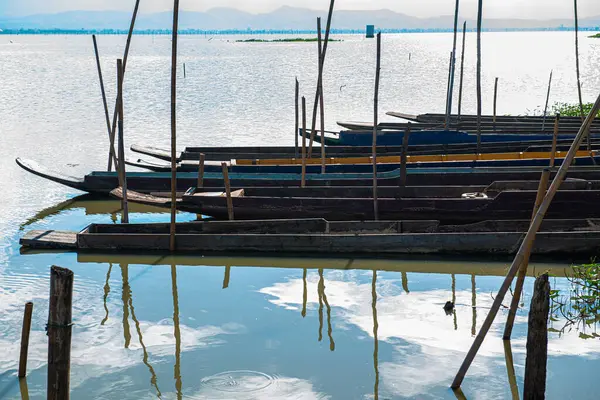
[47,266,74,400]
[308,0,336,156]
[445,51,453,129]
[446,0,461,128]
[171,265,183,400]
[503,340,520,400]
[301,96,307,188]
[523,274,550,400]
[107,0,141,172]
[400,123,411,187]
[222,266,231,289]
[91,35,117,170]
[197,153,205,189]
[295,78,299,159]
[117,59,129,224]
[372,270,380,400]
[476,0,483,153]
[542,70,553,130]
[451,90,600,389]
[18,302,33,378]
[169,0,180,252]
[493,77,499,131]
[318,19,327,174]
[457,21,467,120]
[550,114,560,168]
[221,163,234,221]
[302,268,308,318]
[372,32,381,221]
[503,168,550,340]
[574,0,585,122]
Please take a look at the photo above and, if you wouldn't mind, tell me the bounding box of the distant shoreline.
[1,27,600,35]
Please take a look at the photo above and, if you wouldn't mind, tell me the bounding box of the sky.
[0,0,599,19]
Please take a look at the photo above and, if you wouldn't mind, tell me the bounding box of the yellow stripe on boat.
[235,150,598,166]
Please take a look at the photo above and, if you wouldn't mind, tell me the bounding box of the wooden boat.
[132,138,600,163]
[387,111,600,125]
[115,188,600,223]
[18,158,600,194]
[316,129,584,147]
[19,218,600,256]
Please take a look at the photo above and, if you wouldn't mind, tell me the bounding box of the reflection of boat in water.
[31,253,570,277]
[19,194,181,230]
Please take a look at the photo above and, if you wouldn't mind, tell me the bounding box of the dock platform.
[20,230,77,250]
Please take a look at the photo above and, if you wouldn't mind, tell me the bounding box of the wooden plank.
[20,230,77,249]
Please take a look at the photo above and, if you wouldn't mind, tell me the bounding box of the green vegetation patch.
[237,38,342,43]
[589,33,600,38]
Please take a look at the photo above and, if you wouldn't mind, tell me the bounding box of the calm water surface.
[1,32,600,399]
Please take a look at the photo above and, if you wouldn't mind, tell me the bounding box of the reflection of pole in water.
[372,270,379,400]
[19,376,30,400]
[222,266,231,289]
[452,274,457,331]
[171,265,183,400]
[302,269,307,318]
[128,283,162,397]
[452,386,468,400]
[317,269,324,342]
[471,274,477,336]
[401,271,410,294]
[120,264,131,348]
[320,270,336,351]
[503,340,520,400]
[101,263,113,325]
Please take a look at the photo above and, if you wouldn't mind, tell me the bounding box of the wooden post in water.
[117,59,129,224]
[183,63,186,79]
[493,77,499,131]
[542,70,553,130]
[47,266,74,400]
[457,21,467,120]
[549,114,560,168]
[400,123,411,187]
[221,163,234,221]
[574,0,585,122]
[451,89,600,390]
[372,32,382,221]
[318,19,327,174]
[475,0,483,153]
[197,153,205,189]
[445,51,453,130]
[18,302,33,378]
[301,96,307,188]
[169,0,180,252]
[295,78,299,158]
[503,168,550,340]
[92,35,117,170]
[308,0,336,157]
[446,0,461,128]
[523,273,550,400]
[107,0,141,172]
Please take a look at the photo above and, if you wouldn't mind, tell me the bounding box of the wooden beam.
[47,266,74,400]
[18,302,33,378]
[117,59,129,223]
[169,0,180,252]
[458,21,467,120]
[373,32,382,221]
[523,274,550,400]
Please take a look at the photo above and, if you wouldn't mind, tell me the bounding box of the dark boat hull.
[177,190,600,223]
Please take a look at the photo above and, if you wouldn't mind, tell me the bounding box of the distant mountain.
[1,6,599,31]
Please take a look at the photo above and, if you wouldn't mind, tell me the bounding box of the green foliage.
[550,102,600,118]
[589,33,600,38]
[550,263,600,339]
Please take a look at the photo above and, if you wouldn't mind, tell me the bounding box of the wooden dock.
[20,230,77,250]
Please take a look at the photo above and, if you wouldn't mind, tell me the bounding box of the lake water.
[1,32,600,399]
